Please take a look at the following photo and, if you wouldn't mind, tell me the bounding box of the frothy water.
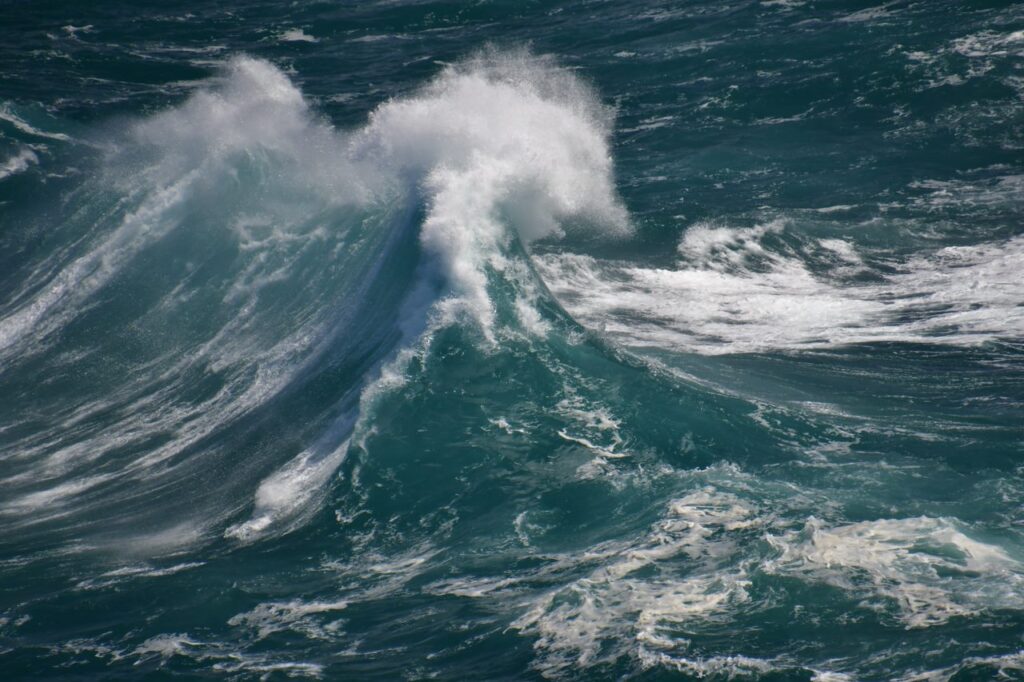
[537,223,1024,354]
[2,2,1023,680]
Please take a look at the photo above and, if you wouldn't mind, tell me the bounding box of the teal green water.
[1,2,1023,679]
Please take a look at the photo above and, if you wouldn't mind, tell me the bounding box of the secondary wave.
[537,219,1024,354]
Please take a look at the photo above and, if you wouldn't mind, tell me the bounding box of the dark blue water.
[2,1,1023,679]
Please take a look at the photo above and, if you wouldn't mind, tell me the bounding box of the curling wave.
[0,52,629,550]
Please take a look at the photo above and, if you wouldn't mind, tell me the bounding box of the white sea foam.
[902,26,1024,94]
[637,652,782,677]
[213,658,323,678]
[132,632,324,677]
[0,147,38,180]
[508,475,1022,675]
[536,222,1024,354]
[278,28,318,43]
[952,30,1024,59]
[513,488,761,676]
[900,650,1024,682]
[77,561,205,590]
[838,7,895,24]
[133,633,203,662]
[228,598,349,641]
[225,434,351,542]
[0,106,72,141]
[47,630,322,677]
[764,516,1024,627]
[0,475,113,515]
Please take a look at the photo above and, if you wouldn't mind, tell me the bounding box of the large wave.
[0,52,629,551]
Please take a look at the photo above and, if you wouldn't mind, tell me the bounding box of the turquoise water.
[1,2,1023,679]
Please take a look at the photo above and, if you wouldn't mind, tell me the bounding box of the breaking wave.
[0,52,628,548]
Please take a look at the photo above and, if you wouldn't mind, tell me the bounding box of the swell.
[0,52,630,553]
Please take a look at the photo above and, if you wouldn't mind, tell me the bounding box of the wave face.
[2,2,1023,680]
[0,52,627,548]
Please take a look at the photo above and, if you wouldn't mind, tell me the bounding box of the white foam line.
[0,108,71,142]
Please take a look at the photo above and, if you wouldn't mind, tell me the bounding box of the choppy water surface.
[1,1,1023,679]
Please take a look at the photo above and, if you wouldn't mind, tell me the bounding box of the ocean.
[1,1,1023,679]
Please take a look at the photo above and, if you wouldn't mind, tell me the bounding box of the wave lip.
[350,48,630,338]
